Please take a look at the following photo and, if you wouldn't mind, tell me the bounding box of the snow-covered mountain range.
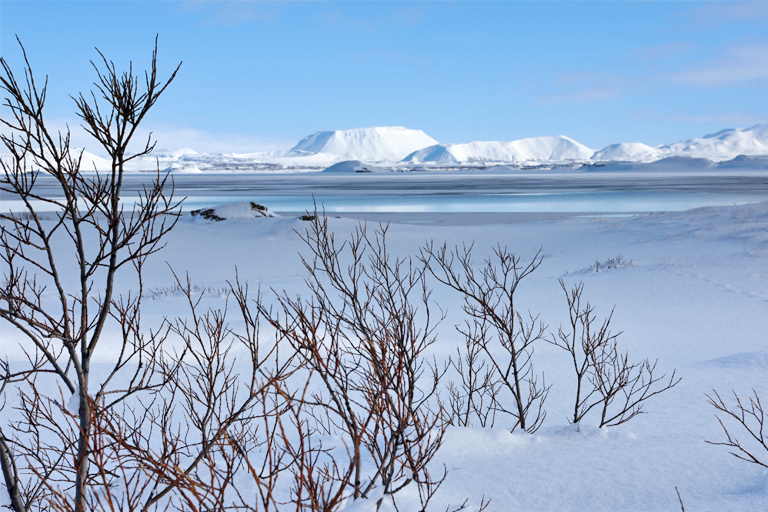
[591,124,768,164]
[25,124,768,171]
[403,136,594,165]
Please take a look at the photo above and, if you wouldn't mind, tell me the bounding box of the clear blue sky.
[2,1,768,153]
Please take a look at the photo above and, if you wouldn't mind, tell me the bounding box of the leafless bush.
[551,279,618,425]
[553,279,680,427]
[421,243,549,433]
[580,255,632,273]
[706,389,768,468]
[143,282,232,300]
[87,273,298,512]
[0,37,181,512]
[261,217,451,510]
[445,332,501,428]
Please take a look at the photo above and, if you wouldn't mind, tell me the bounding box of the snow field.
[2,201,768,510]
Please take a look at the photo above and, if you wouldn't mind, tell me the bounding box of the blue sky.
[2,1,768,153]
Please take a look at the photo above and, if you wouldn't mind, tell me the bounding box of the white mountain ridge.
[292,126,438,162]
[591,124,768,163]
[403,136,594,165]
[7,124,768,170]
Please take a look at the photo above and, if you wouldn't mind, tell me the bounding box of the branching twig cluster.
[421,243,549,433]
[262,218,451,510]
[0,37,181,512]
[552,279,680,427]
[706,389,768,468]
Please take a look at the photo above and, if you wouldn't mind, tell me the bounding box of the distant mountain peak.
[403,136,594,164]
[703,124,768,140]
[290,126,438,162]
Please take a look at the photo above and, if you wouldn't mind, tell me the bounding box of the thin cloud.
[37,119,297,156]
[637,41,694,61]
[691,1,768,26]
[536,84,627,106]
[319,4,429,33]
[183,1,281,27]
[146,127,296,154]
[556,71,607,85]
[349,50,426,66]
[537,71,631,105]
[320,10,378,33]
[390,5,427,26]
[670,44,768,87]
[632,110,768,127]
[667,112,768,126]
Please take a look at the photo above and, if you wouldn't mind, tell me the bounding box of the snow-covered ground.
[147,199,768,511]
[3,171,768,510]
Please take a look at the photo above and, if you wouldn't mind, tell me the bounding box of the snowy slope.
[402,136,594,164]
[321,160,380,173]
[70,150,112,171]
[6,199,768,511]
[292,126,438,162]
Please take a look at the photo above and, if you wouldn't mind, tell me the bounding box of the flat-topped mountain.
[290,126,438,162]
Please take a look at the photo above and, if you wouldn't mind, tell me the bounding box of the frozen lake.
[5,171,768,217]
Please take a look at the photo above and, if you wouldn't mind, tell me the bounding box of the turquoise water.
[7,173,768,214]
[180,191,768,214]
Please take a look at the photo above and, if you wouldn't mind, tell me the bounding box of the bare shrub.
[90,274,297,512]
[706,389,768,468]
[551,279,619,425]
[0,37,181,512]
[445,331,501,428]
[553,279,680,427]
[143,282,232,299]
[581,255,632,274]
[261,217,451,510]
[422,243,549,433]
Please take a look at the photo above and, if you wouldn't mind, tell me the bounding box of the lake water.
[4,171,768,215]
[181,191,767,214]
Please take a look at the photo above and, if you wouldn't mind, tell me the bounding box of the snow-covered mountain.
[656,124,768,161]
[403,136,594,165]
[591,142,659,163]
[591,124,768,163]
[291,126,438,162]
[75,150,114,171]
